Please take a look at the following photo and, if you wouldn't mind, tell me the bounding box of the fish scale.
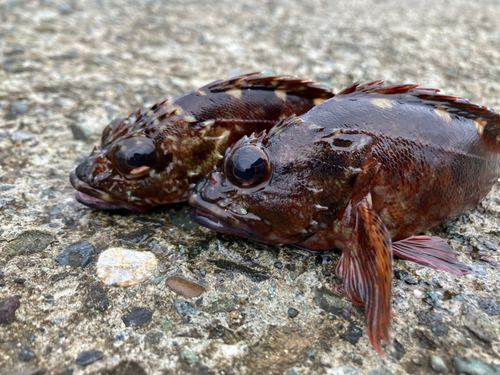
[189,79,500,357]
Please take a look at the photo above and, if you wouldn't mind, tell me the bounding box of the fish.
[189,80,500,356]
[69,72,334,212]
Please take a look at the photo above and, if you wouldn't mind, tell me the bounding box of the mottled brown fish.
[70,73,334,212]
[189,80,500,356]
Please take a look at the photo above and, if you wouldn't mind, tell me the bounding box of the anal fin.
[336,201,394,357]
[392,235,471,275]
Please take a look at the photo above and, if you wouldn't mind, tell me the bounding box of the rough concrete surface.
[1,0,500,374]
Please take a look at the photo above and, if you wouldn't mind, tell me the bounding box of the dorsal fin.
[204,72,334,99]
[338,80,500,152]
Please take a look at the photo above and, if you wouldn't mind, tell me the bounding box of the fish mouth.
[70,171,145,213]
[188,193,284,245]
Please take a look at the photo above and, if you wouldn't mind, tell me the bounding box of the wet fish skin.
[70,72,334,212]
[189,80,500,356]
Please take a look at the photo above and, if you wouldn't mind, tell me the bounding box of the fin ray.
[336,81,500,152]
[336,200,393,357]
[204,72,335,99]
[392,235,471,275]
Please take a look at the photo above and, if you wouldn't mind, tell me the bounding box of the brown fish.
[70,73,334,212]
[189,80,500,356]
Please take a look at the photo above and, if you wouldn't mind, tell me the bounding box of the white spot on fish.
[372,98,394,110]
[308,124,324,130]
[226,89,242,99]
[274,90,287,102]
[314,98,328,106]
[202,119,215,128]
[434,108,452,122]
[475,118,486,136]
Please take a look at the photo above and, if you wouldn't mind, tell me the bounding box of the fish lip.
[189,208,232,233]
[189,207,264,241]
[69,171,145,213]
[188,193,283,244]
[74,191,124,211]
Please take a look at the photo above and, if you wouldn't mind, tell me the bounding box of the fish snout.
[194,171,227,203]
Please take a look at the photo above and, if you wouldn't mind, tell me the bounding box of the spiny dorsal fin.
[338,80,500,148]
[204,72,334,99]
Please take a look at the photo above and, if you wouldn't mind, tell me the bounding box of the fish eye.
[112,137,157,177]
[225,145,270,188]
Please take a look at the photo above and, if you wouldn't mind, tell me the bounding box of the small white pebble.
[97,248,157,287]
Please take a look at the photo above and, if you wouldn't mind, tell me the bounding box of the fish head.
[70,106,223,212]
[189,117,373,245]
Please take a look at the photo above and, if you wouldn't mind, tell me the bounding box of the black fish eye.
[113,137,157,177]
[225,145,270,188]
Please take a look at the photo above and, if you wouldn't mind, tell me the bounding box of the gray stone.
[0,197,14,209]
[174,299,198,318]
[328,367,360,375]
[122,308,153,327]
[368,370,392,375]
[288,307,299,318]
[41,189,56,199]
[11,131,34,141]
[453,357,499,375]
[119,229,155,245]
[181,351,199,365]
[462,303,496,343]
[70,124,92,141]
[430,355,447,373]
[75,350,103,366]
[314,288,344,316]
[18,349,36,361]
[204,298,236,314]
[85,284,109,312]
[55,240,95,268]
[49,205,66,215]
[469,264,488,276]
[11,101,29,116]
[59,3,74,15]
[4,231,53,256]
[341,324,363,345]
[477,298,500,316]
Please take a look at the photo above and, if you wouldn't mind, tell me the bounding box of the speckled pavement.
[1,1,499,374]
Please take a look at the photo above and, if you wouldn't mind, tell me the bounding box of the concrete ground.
[0,0,499,374]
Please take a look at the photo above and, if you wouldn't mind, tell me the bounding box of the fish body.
[70,73,334,212]
[189,80,500,355]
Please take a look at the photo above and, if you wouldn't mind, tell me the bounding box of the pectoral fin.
[392,235,471,275]
[336,200,393,357]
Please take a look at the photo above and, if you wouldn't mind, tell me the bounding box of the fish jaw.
[69,170,151,213]
[188,191,288,245]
